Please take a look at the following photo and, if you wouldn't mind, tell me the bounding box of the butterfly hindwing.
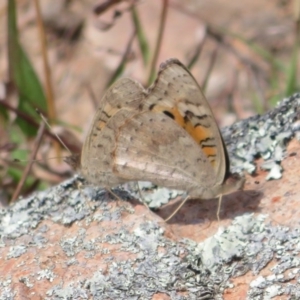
[81,78,144,187]
[112,110,217,196]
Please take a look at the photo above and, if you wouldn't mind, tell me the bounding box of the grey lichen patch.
[66,257,79,266]
[59,228,100,258]
[59,227,99,260]
[142,187,185,209]
[60,228,88,257]
[223,93,300,178]
[0,279,15,299]
[179,214,300,299]
[82,221,201,299]
[2,188,300,298]
[189,214,265,272]
[46,283,88,299]
[60,236,83,257]
[103,221,166,255]
[19,276,34,288]
[263,162,283,180]
[0,176,135,243]
[37,269,56,282]
[124,181,186,209]
[43,215,299,299]
[7,244,27,259]
[30,220,214,299]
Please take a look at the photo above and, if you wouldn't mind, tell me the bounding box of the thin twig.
[106,29,136,87]
[0,99,41,128]
[33,0,60,157]
[170,3,266,76]
[85,84,98,109]
[0,100,79,153]
[93,0,124,15]
[249,67,267,112]
[187,28,207,70]
[33,0,56,120]
[147,0,168,85]
[206,26,266,75]
[11,122,46,203]
[36,108,72,155]
[131,5,149,66]
[201,44,219,92]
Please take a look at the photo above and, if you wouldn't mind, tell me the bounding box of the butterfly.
[67,58,245,218]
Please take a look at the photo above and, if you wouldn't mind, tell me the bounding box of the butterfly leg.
[216,194,223,222]
[74,179,97,212]
[135,182,152,211]
[105,187,135,214]
[164,195,190,222]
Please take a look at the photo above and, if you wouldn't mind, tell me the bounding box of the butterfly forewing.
[113,110,217,196]
[144,59,227,186]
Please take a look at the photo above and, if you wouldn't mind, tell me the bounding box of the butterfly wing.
[112,109,217,197]
[80,78,145,187]
[144,58,229,187]
[80,59,244,197]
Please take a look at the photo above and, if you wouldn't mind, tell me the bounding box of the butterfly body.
[70,58,244,202]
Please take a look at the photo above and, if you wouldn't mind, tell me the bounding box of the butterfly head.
[64,153,81,170]
[189,172,245,200]
[221,172,245,196]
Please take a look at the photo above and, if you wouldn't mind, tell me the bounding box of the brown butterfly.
[67,58,245,218]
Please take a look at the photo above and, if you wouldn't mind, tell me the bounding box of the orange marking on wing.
[185,123,217,164]
[97,120,106,130]
[153,105,217,164]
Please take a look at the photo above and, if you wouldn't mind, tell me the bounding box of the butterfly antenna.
[36,108,72,155]
[164,195,190,222]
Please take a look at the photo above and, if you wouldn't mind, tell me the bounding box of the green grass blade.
[7,0,47,136]
[131,6,150,66]
[284,42,299,96]
[106,60,126,88]
[212,26,285,72]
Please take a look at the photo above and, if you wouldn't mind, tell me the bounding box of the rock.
[1,94,300,299]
